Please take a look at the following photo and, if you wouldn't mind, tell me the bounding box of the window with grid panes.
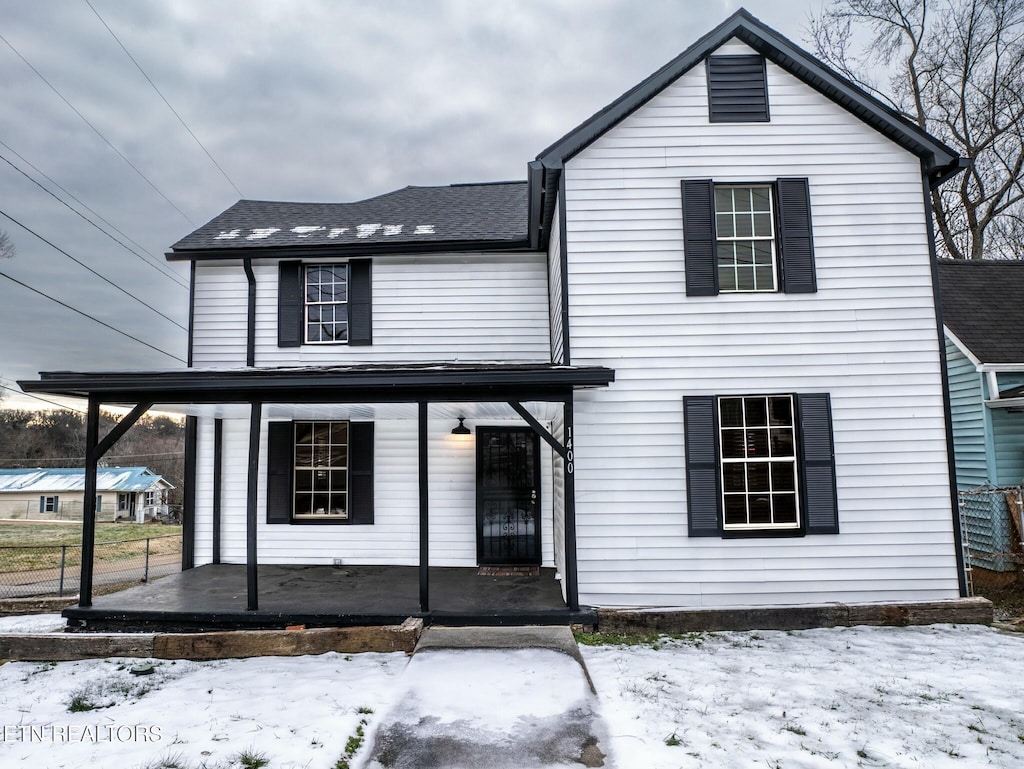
[714,185,777,292]
[293,421,348,518]
[304,265,348,343]
[718,395,799,529]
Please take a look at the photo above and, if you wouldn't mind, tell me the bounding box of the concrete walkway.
[365,626,611,769]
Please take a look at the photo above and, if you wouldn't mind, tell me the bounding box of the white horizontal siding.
[548,199,564,364]
[565,40,960,608]
[193,415,555,568]
[190,253,551,368]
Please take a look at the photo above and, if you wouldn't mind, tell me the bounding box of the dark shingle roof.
[938,261,1024,364]
[170,181,528,256]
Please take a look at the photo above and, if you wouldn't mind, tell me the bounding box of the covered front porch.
[20,363,614,629]
[61,563,590,632]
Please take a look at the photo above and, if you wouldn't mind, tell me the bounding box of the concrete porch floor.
[61,563,594,632]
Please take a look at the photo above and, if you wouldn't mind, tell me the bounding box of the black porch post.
[563,398,580,612]
[181,416,197,571]
[212,418,223,564]
[246,401,262,611]
[79,397,100,608]
[418,400,429,612]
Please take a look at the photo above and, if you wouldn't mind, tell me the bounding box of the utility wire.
[85,0,245,199]
[0,267,186,364]
[0,208,187,332]
[0,141,189,290]
[0,382,87,414]
[0,31,197,227]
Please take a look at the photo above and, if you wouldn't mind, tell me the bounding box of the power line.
[0,31,197,227]
[0,267,186,364]
[84,0,245,200]
[0,382,87,414]
[0,207,187,332]
[0,140,189,290]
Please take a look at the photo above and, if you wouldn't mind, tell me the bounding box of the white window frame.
[714,184,778,293]
[293,420,349,520]
[718,394,800,530]
[144,491,156,507]
[41,495,59,513]
[117,493,131,512]
[304,264,349,345]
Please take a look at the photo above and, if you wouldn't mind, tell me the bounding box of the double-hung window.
[40,495,58,514]
[714,186,776,292]
[304,265,348,344]
[293,421,349,519]
[684,393,838,538]
[681,178,816,296]
[719,395,798,529]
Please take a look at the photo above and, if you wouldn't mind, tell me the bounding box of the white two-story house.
[22,9,979,631]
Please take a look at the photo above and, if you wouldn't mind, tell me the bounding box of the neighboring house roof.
[168,181,528,258]
[938,261,1024,364]
[0,467,173,494]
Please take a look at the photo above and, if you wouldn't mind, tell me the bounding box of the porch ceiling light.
[451,417,471,435]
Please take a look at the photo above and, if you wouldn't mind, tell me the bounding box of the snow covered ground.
[0,620,1023,768]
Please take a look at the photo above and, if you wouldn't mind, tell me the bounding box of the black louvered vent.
[707,55,769,123]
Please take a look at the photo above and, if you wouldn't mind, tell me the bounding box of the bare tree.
[809,0,1024,259]
[0,229,14,260]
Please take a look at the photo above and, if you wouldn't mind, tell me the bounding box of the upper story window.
[305,265,349,344]
[714,186,776,292]
[681,178,816,297]
[706,54,769,122]
[278,260,372,348]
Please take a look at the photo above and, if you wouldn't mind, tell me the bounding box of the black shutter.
[348,422,375,524]
[776,178,816,294]
[278,261,303,347]
[348,259,372,346]
[681,180,718,296]
[796,393,839,535]
[707,55,769,123]
[266,422,293,524]
[683,396,722,537]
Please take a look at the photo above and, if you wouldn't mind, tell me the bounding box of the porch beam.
[246,401,262,611]
[418,400,429,613]
[79,397,101,608]
[95,401,153,459]
[508,401,567,459]
[563,398,579,612]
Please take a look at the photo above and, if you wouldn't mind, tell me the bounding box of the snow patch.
[414,224,435,235]
[213,229,239,240]
[328,227,349,238]
[246,228,280,240]
[291,226,325,237]
[357,224,383,238]
[383,225,403,236]
[0,613,66,634]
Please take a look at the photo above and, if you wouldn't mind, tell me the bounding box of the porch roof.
[18,362,614,404]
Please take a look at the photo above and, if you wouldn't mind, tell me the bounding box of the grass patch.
[334,708,372,769]
[574,630,705,649]
[0,522,181,571]
[232,748,270,769]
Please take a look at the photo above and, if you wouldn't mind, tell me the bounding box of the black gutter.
[243,258,256,367]
[166,238,535,262]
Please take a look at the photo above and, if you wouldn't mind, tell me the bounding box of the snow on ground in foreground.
[582,623,1024,769]
[0,651,405,769]
[0,614,65,634]
[1,622,1024,768]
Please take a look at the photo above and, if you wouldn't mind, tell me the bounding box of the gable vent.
[707,54,769,123]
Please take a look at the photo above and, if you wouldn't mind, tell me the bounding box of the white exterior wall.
[564,39,961,607]
[191,253,551,368]
[191,415,556,568]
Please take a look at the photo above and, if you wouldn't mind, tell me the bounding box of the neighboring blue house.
[939,261,1024,571]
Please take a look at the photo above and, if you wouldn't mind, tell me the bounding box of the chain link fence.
[0,500,181,523]
[958,485,1024,581]
[0,535,182,598]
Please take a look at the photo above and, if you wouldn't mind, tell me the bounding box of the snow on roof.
[0,467,173,494]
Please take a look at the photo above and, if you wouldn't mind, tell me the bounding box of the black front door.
[476,426,541,564]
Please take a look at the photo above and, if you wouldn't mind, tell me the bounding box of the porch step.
[366,627,609,769]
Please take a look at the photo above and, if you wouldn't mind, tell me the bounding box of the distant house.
[0,467,173,523]
[21,9,979,630]
[939,261,1024,572]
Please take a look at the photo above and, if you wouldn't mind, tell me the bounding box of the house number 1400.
[565,427,573,475]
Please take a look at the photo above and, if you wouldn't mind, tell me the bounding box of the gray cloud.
[0,0,818,408]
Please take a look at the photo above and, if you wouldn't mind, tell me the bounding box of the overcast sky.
[0,0,826,410]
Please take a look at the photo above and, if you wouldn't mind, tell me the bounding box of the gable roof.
[536,8,961,185]
[0,467,173,494]
[938,261,1024,365]
[169,181,528,259]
